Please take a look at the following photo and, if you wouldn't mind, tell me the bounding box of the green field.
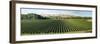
[21,19,92,35]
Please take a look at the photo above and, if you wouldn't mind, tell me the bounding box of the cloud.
[21,8,92,17]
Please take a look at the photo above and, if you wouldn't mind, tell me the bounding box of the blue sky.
[21,8,92,17]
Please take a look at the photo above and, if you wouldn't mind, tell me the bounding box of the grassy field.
[21,19,92,35]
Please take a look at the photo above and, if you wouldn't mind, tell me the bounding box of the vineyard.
[21,19,92,35]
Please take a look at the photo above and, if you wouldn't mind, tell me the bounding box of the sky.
[21,8,92,17]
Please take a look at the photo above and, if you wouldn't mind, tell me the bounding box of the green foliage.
[63,17,92,19]
[21,13,92,35]
[21,19,92,35]
[21,13,50,20]
[21,13,92,20]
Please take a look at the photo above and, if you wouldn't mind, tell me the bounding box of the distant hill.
[21,13,92,20]
[21,13,49,20]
